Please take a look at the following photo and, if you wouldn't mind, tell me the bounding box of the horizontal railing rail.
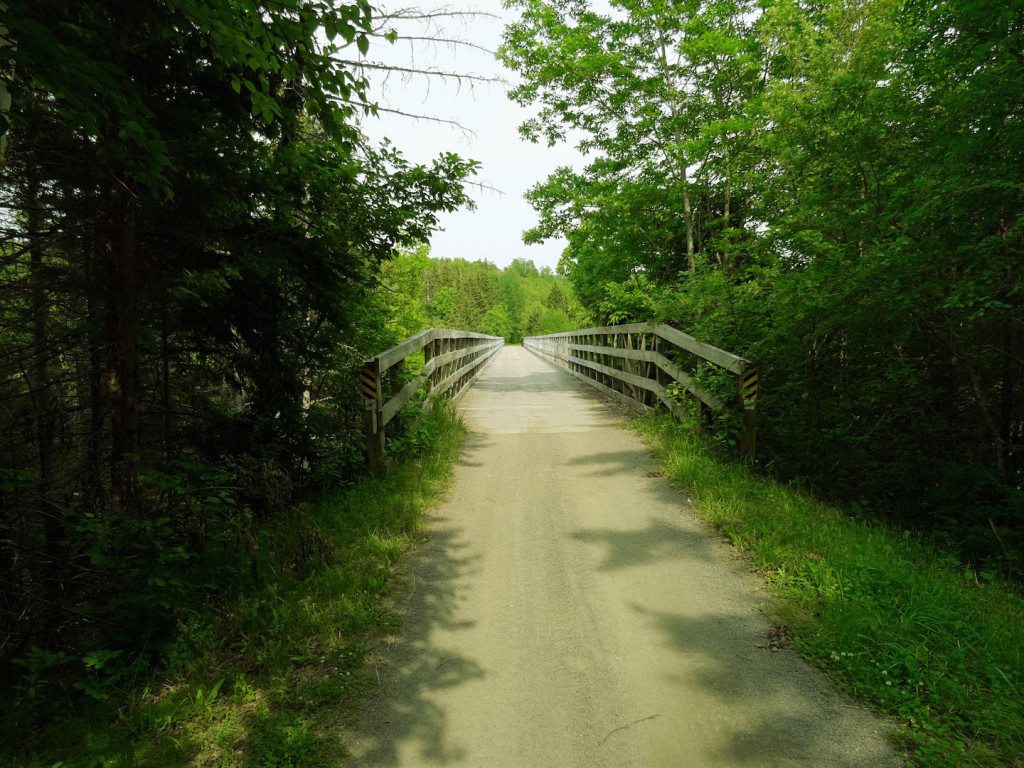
[524,323,758,460]
[360,328,503,470]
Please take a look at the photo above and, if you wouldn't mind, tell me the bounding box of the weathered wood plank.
[381,373,428,426]
[525,344,650,413]
[431,344,502,398]
[361,358,386,472]
[650,353,725,411]
[374,328,436,371]
[566,342,652,363]
[653,324,751,375]
[363,329,504,472]
[373,329,501,372]
[530,345,659,394]
[537,341,724,410]
[524,322,650,340]
[431,328,503,341]
[422,339,502,376]
[449,344,503,404]
[528,325,755,458]
[653,387,692,423]
[528,323,751,374]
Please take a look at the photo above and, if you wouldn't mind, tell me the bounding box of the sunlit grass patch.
[635,415,1024,768]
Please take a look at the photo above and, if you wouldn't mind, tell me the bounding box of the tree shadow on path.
[629,603,900,767]
[344,512,484,766]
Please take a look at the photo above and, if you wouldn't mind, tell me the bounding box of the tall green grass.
[8,405,465,768]
[635,415,1023,768]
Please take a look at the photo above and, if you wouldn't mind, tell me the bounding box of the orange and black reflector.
[360,365,379,401]
[740,370,758,403]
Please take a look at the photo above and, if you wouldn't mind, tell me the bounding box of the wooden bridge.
[360,322,758,471]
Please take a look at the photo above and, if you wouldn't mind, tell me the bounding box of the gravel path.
[346,346,898,768]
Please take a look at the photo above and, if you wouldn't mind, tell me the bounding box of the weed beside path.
[6,406,465,768]
[635,416,1024,768]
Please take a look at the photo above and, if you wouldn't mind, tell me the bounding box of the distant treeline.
[378,248,590,344]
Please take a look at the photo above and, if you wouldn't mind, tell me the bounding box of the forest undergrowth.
[2,406,465,768]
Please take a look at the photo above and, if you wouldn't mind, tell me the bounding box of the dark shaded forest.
[0,0,478,736]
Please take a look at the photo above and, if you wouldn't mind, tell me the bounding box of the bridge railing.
[524,323,758,460]
[360,328,503,470]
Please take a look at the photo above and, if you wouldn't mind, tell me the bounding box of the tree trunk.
[27,167,64,627]
[161,297,171,459]
[723,168,732,274]
[996,253,1020,484]
[104,185,141,516]
[27,170,55,510]
[997,321,1015,482]
[682,185,695,273]
[84,231,106,512]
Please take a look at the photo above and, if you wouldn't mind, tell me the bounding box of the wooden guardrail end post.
[361,358,386,472]
[739,368,758,462]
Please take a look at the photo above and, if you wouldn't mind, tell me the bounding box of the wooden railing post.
[361,358,386,472]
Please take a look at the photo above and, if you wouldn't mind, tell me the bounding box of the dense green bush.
[0,0,473,735]
[502,0,1024,575]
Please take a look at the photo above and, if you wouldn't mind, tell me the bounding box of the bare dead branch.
[367,32,496,56]
[340,98,477,138]
[331,57,505,87]
[373,8,501,24]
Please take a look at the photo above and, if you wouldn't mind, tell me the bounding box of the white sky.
[359,3,582,270]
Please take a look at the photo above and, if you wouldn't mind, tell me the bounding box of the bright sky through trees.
[361,2,583,269]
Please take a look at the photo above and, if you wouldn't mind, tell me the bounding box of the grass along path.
[635,416,1023,768]
[10,406,465,768]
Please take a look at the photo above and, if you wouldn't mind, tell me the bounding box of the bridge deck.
[348,346,895,767]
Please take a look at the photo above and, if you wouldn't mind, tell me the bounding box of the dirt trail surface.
[347,347,898,768]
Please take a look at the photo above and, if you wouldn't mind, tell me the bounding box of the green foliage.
[496,272,528,342]
[479,305,516,340]
[506,257,541,278]
[637,415,1024,768]
[376,248,591,343]
[3,0,376,195]
[245,713,318,768]
[535,308,576,335]
[545,282,568,312]
[503,0,1024,575]
[0,0,478,756]
[598,276,670,324]
[3,406,466,767]
[11,648,72,706]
